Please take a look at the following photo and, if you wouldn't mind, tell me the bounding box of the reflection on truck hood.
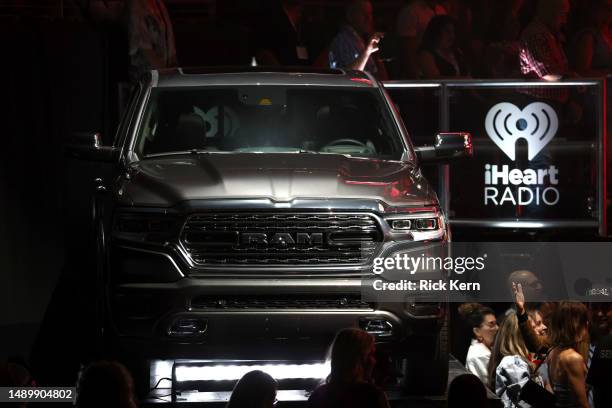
[117,153,438,207]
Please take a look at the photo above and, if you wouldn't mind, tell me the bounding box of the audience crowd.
[74,0,610,83]
[457,284,611,408]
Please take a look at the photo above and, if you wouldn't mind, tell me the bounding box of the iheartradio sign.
[483,102,560,207]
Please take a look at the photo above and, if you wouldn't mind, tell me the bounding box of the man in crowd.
[328,0,388,79]
[519,0,572,82]
[519,0,583,124]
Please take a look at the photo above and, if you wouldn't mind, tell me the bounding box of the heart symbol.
[485,102,558,161]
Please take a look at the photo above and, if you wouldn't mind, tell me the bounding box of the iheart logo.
[485,102,558,161]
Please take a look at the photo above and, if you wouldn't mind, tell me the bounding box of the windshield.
[135,86,408,160]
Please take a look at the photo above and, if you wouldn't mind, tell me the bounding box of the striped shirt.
[519,20,569,102]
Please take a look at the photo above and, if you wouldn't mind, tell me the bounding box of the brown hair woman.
[547,302,590,408]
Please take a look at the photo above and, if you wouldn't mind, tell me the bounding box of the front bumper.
[110,273,443,359]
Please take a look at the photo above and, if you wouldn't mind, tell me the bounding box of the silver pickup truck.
[68,67,472,395]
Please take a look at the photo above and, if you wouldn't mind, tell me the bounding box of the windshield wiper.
[144,149,216,158]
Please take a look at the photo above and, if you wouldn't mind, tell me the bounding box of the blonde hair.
[487,312,532,389]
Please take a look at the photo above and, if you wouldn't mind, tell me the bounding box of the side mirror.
[65,132,119,162]
[415,132,473,164]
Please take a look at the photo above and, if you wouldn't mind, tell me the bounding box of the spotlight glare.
[174,362,331,382]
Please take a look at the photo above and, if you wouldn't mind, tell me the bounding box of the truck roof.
[152,66,377,88]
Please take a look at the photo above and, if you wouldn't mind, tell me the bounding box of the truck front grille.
[180,213,382,266]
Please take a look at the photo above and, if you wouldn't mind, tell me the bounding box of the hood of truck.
[116,153,438,208]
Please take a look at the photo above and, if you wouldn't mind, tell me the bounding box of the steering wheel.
[322,138,368,150]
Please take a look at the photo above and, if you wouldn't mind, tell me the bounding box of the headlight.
[390,218,438,231]
[390,219,412,230]
[113,212,178,243]
[384,207,446,241]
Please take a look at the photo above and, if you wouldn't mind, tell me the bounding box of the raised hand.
[366,33,384,56]
[512,282,526,315]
